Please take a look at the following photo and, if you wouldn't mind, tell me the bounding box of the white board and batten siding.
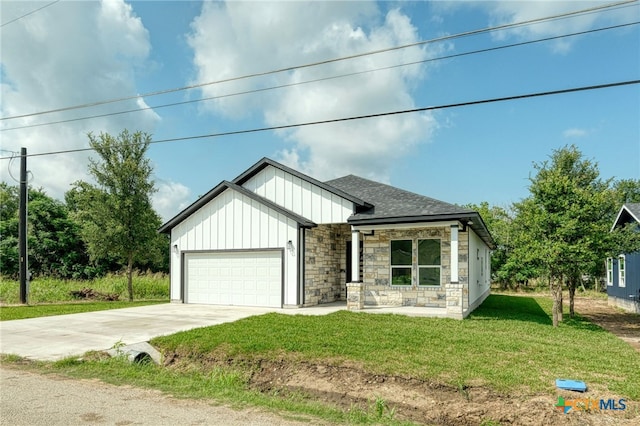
[467,229,491,312]
[242,165,354,224]
[170,187,299,306]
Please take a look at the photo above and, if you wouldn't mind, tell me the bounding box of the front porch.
[302,221,479,319]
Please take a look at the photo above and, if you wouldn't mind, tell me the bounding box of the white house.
[159,158,495,319]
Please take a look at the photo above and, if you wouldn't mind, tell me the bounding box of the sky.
[1,0,639,222]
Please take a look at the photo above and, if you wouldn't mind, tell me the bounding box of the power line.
[2,20,638,132]
[1,0,635,122]
[0,0,60,28]
[2,79,636,161]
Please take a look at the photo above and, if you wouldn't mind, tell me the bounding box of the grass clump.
[0,271,169,305]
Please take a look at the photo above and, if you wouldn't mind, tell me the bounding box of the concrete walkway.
[0,302,444,361]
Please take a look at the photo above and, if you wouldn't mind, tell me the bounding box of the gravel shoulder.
[0,366,313,426]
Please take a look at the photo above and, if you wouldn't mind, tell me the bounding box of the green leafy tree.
[514,145,623,325]
[71,130,163,301]
[0,183,20,277]
[613,179,640,205]
[465,202,515,288]
[0,184,90,279]
[27,189,90,278]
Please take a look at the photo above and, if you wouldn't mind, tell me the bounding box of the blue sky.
[1,0,639,221]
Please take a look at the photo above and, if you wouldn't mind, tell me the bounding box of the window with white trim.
[619,255,626,288]
[391,240,412,286]
[606,258,613,286]
[418,239,441,286]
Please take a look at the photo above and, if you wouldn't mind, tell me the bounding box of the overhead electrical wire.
[2,20,637,132]
[0,0,636,122]
[0,0,60,28]
[1,80,636,161]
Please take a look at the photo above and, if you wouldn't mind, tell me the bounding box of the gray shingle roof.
[325,174,494,248]
[612,203,640,230]
[624,203,640,221]
[325,174,474,221]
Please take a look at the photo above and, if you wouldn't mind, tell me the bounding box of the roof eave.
[348,212,495,249]
[611,204,640,232]
[232,157,372,208]
[158,180,317,234]
[158,181,228,234]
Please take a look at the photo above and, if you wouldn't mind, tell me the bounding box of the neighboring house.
[159,158,495,319]
[607,203,640,313]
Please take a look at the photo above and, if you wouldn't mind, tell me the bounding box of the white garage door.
[185,250,282,307]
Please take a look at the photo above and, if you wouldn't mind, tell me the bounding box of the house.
[159,158,495,319]
[607,203,640,313]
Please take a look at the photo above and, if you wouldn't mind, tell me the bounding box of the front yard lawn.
[4,295,639,425]
[152,294,640,399]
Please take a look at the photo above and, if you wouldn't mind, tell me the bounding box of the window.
[606,258,613,286]
[619,255,626,288]
[391,240,412,285]
[418,239,441,286]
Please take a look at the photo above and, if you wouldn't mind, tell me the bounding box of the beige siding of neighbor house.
[304,224,350,305]
[169,187,299,305]
[241,165,354,224]
[360,226,469,308]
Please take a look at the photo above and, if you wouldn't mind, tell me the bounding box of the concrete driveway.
[0,303,346,361]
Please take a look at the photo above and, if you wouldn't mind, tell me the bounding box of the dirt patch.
[249,360,636,425]
[163,353,637,425]
[573,296,640,352]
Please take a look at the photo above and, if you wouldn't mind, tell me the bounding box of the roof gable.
[233,158,371,208]
[158,180,315,234]
[612,203,640,231]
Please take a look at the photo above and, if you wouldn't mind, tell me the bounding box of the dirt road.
[0,367,312,426]
[573,296,640,352]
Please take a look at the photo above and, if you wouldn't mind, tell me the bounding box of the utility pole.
[19,147,28,304]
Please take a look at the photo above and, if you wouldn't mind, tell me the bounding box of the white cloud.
[187,1,440,181]
[484,1,632,54]
[563,127,588,138]
[152,179,191,222]
[1,0,160,199]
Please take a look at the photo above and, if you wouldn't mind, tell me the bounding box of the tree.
[72,130,162,301]
[465,202,515,288]
[0,184,90,279]
[514,146,616,326]
[0,183,20,277]
[613,179,640,205]
[27,189,89,278]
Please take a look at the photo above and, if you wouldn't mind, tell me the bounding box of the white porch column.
[450,224,459,283]
[351,228,360,282]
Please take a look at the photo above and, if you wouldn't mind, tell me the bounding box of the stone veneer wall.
[362,227,469,309]
[304,224,350,305]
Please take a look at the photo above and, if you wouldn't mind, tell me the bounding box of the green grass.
[0,271,169,305]
[14,355,411,425]
[2,294,639,425]
[151,294,640,398]
[0,300,167,321]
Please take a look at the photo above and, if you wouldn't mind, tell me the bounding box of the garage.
[184,250,283,308]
